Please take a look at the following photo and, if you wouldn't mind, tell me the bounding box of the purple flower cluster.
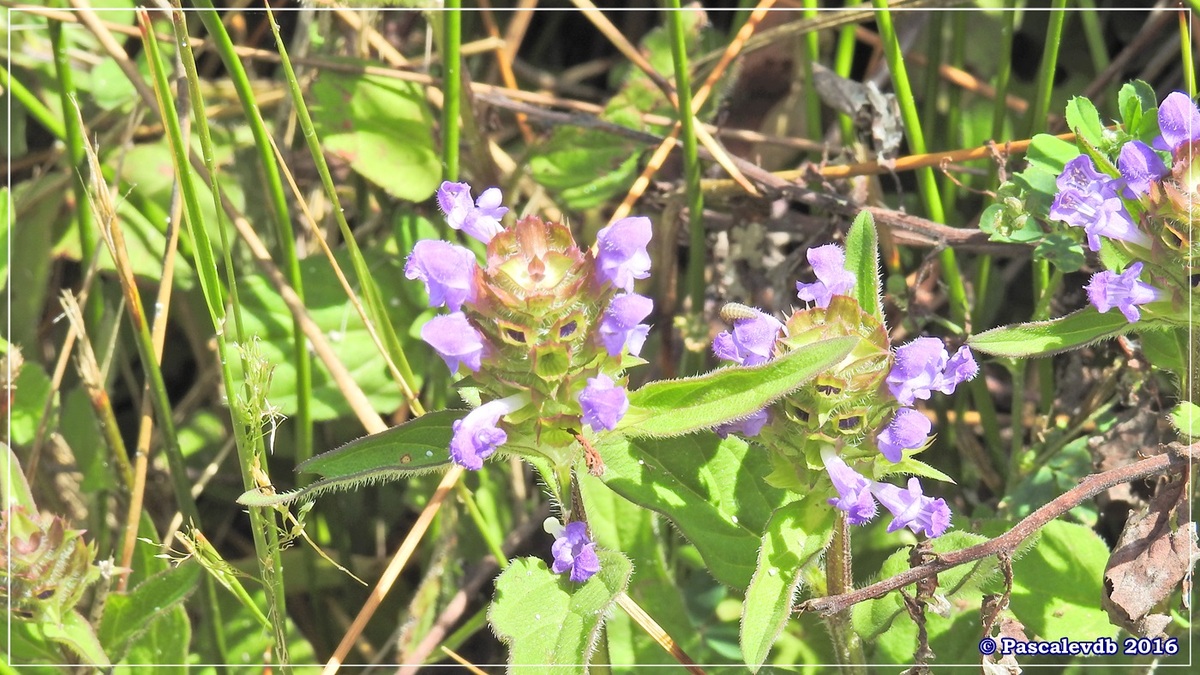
[821,448,950,538]
[1050,93,1198,323]
[407,183,655,471]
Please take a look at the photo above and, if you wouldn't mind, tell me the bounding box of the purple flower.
[711,308,784,366]
[821,448,878,526]
[578,374,629,432]
[875,408,932,463]
[420,312,485,373]
[1049,155,1149,252]
[886,338,978,406]
[1086,262,1160,323]
[404,240,478,312]
[869,477,951,538]
[595,217,652,292]
[550,521,600,583]
[449,394,526,470]
[1154,91,1200,155]
[1118,141,1169,197]
[795,244,857,308]
[437,181,508,243]
[715,408,770,439]
[598,293,653,357]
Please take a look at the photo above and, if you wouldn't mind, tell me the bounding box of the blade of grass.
[800,0,823,142]
[833,23,858,143]
[1181,9,1196,97]
[167,6,293,665]
[0,64,65,138]
[870,0,968,329]
[665,0,704,374]
[193,1,313,471]
[442,0,461,182]
[263,3,424,417]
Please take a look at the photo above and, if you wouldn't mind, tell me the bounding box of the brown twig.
[801,442,1199,616]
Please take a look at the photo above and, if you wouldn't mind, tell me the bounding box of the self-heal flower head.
[715,408,770,439]
[598,293,653,357]
[1086,262,1160,323]
[1118,141,1169,197]
[595,216,652,292]
[712,308,784,366]
[420,312,485,373]
[821,447,878,526]
[875,408,932,463]
[869,477,951,538]
[404,240,477,312]
[795,244,856,308]
[886,338,978,406]
[1153,91,1200,155]
[578,374,629,432]
[437,181,508,243]
[548,520,600,583]
[449,394,526,470]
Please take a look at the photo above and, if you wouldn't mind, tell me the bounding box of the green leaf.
[1010,521,1117,640]
[843,210,883,322]
[40,610,110,667]
[2,442,36,511]
[1169,401,1200,440]
[1065,96,1106,148]
[740,495,835,672]
[529,126,643,210]
[1139,327,1189,377]
[619,336,858,437]
[98,560,201,663]
[596,434,790,589]
[1034,233,1086,272]
[309,72,439,201]
[236,410,462,507]
[8,361,53,447]
[1023,133,1079,176]
[968,308,1132,357]
[490,552,632,672]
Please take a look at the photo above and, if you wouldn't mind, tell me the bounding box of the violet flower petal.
[711,307,784,366]
[875,408,932,463]
[870,477,952,538]
[551,521,600,582]
[595,216,652,291]
[821,449,878,526]
[1154,91,1200,153]
[578,374,629,432]
[886,337,948,406]
[436,181,507,243]
[1086,262,1160,323]
[715,408,770,439]
[796,244,856,308]
[598,293,654,356]
[420,312,485,373]
[1118,140,1169,196]
[449,395,526,470]
[937,345,979,395]
[404,240,478,311]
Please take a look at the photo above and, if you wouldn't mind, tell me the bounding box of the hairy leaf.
[619,336,857,437]
[99,560,201,663]
[740,495,835,672]
[490,552,632,672]
[236,410,462,507]
[844,210,883,322]
[968,308,1132,357]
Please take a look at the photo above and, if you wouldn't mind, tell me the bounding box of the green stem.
[823,515,865,673]
[941,13,966,210]
[1008,360,1026,483]
[192,2,312,473]
[48,9,100,331]
[0,65,65,139]
[442,1,462,182]
[800,0,823,142]
[455,482,508,571]
[1026,0,1067,139]
[1076,0,1110,76]
[871,0,968,329]
[1181,10,1197,97]
[990,10,1015,143]
[665,2,705,333]
[833,24,858,143]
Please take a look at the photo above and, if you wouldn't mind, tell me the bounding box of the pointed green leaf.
[1140,327,1189,377]
[490,552,632,672]
[1170,401,1200,440]
[236,410,462,507]
[740,495,835,672]
[40,610,110,667]
[2,442,37,511]
[98,560,201,662]
[619,336,858,437]
[1065,96,1105,148]
[596,434,791,589]
[968,308,1132,358]
[843,210,883,322]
